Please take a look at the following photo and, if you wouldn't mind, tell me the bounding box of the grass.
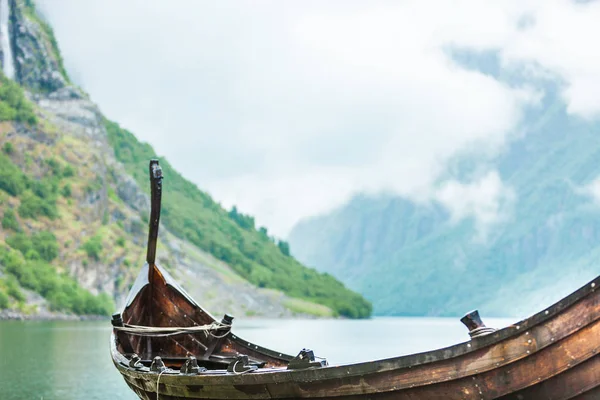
[0,122,119,316]
[0,245,114,315]
[282,297,334,318]
[0,73,37,124]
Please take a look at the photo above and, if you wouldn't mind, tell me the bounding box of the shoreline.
[0,309,108,321]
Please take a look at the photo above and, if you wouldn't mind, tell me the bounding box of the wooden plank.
[497,354,600,399]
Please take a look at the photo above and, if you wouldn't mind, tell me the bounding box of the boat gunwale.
[112,274,599,384]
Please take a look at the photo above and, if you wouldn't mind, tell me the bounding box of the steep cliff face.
[9,0,67,91]
[0,0,368,319]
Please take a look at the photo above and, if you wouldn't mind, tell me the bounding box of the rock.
[110,208,126,223]
[46,86,83,100]
[9,0,67,92]
[116,174,150,212]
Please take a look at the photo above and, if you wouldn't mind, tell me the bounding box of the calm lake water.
[0,317,515,400]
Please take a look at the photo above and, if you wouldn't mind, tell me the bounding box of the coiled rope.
[114,322,231,338]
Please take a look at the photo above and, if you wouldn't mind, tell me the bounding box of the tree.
[277,240,291,257]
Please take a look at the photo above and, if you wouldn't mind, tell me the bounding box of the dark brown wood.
[498,354,600,400]
[146,159,162,267]
[111,160,600,399]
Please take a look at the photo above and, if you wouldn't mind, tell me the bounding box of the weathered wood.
[111,160,600,399]
[498,354,600,399]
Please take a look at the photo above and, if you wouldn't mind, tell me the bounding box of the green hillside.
[0,73,114,315]
[106,121,371,318]
[0,0,371,319]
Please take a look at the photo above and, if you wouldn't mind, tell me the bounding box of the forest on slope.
[105,121,371,318]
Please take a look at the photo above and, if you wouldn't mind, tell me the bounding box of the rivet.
[527,351,530,354]
[525,332,529,335]
[467,344,472,348]
[551,338,555,341]
[544,310,549,315]
[516,325,520,330]
[528,339,532,344]
[592,283,596,288]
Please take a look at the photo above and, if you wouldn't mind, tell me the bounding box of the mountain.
[289,91,600,318]
[0,0,371,319]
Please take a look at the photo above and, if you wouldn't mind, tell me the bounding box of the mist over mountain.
[289,82,600,318]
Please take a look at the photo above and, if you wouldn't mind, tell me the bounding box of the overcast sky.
[37,0,600,237]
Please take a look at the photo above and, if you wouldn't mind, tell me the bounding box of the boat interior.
[112,262,327,374]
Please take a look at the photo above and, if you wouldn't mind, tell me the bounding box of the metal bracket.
[150,356,167,373]
[227,355,258,374]
[180,356,206,374]
[129,354,143,369]
[287,348,328,370]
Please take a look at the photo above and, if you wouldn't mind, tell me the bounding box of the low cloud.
[36,0,595,236]
[436,171,515,241]
[576,177,600,205]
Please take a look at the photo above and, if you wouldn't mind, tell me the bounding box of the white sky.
[37,0,600,237]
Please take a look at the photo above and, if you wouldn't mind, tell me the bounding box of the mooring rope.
[114,322,231,338]
[156,369,166,400]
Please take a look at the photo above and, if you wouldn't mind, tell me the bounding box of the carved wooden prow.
[146,159,163,353]
[146,159,163,269]
[461,309,496,339]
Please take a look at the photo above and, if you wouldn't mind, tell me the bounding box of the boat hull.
[112,276,600,399]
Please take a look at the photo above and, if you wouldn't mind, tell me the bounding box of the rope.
[469,326,496,338]
[114,322,231,337]
[156,370,166,400]
[230,360,255,375]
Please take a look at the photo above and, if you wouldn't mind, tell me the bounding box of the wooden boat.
[111,160,600,400]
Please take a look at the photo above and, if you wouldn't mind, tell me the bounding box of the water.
[0,317,515,400]
[0,0,15,79]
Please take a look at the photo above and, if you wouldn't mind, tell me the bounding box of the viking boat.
[111,160,600,400]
